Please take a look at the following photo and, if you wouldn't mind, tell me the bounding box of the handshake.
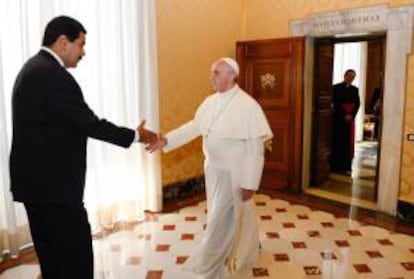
[136,120,167,153]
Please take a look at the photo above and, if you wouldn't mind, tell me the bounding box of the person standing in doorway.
[330,69,360,174]
[368,72,384,139]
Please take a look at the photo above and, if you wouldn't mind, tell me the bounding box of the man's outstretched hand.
[136,120,157,144]
[146,133,167,153]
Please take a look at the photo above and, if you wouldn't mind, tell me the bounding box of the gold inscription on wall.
[309,9,387,35]
[313,14,381,29]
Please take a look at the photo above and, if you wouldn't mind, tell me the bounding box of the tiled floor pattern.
[1,194,413,278]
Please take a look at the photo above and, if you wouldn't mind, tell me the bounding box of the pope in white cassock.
[148,57,273,279]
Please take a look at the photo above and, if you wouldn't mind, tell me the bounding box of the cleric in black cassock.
[330,69,360,173]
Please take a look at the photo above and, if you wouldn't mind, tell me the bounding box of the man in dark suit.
[9,16,156,279]
[330,69,360,174]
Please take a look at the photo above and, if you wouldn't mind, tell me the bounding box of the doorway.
[309,34,385,207]
[291,5,414,216]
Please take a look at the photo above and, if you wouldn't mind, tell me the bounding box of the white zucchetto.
[220,57,240,76]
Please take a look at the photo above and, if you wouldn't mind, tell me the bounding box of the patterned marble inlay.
[2,194,413,279]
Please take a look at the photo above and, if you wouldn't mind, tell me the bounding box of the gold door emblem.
[260,73,276,89]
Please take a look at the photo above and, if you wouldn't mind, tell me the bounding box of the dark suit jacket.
[9,50,135,204]
[332,82,360,119]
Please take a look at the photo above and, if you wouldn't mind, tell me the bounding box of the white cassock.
[164,84,273,279]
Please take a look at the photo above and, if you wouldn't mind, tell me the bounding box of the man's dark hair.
[345,69,356,76]
[42,16,87,46]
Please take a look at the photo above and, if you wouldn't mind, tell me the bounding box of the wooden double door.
[236,37,305,192]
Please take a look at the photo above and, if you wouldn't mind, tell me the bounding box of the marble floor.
[1,193,413,279]
[309,141,379,208]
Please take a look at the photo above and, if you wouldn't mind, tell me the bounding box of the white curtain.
[333,42,367,143]
[0,0,161,262]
